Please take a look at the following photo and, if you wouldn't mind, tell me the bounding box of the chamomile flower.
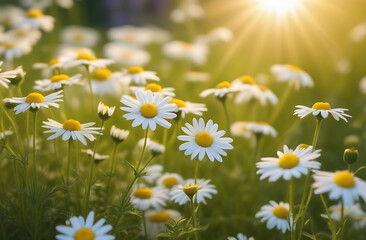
[149,141,165,156]
[17,8,55,32]
[6,66,26,86]
[326,203,366,229]
[98,102,115,121]
[107,25,153,47]
[177,118,233,162]
[61,25,100,48]
[42,119,101,146]
[66,52,114,69]
[130,185,169,211]
[257,145,321,182]
[144,209,181,238]
[120,90,177,131]
[0,5,25,27]
[4,26,41,45]
[312,170,366,206]
[90,68,122,95]
[55,211,115,240]
[34,74,82,91]
[104,42,151,67]
[157,173,184,190]
[245,122,277,138]
[255,201,291,233]
[270,64,314,90]
[143,164,163,184]
[110,125,129,143]
[121,66,159,86]
[163,40,208,65]
[170,0,204,23]
[170,178,218,205]
[10,90,63,114]
[230,122,252,139]
[227,233,255,240]
[0,41,32,61]
[294,102,352,122]
[200,81,238,99]
[0,62,17,88]
[33,55,72,75]
[82,149,109,164]
[170,98,207,118]
[130,83,175,97]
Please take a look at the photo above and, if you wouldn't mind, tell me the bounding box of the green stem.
[143,211,148,240]
[32,111,37,182]
[339,199,345,239]
[105,142,118,205]
[289,178,294,240]
[85,121,104,212]
[136,128,149,172]
[354,166,366,176]
[194,158,199,185]
[66,139,72,184]
[296,118,323,238]
[220,98,231,134]
[85,65,94,112]
[191,197,199,240]
[320,194,336,240]
[4,109,23,154]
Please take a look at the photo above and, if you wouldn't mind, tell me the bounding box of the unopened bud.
[343,147,359,165]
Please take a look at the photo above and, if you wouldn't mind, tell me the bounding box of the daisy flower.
[110,125,129,143]
[177,118,233,162]
[227,233,255,240]
[130,185,169,211]
[255,201,291,233]
[34,74,82,91]
[17,8,55,32]
[120,90,177,131]
[231,75,256,87]
[312,170,366,206]
[121,66,159,86]
[4,26,41,46]
[244,122,277,138]
[130,83,175,97]
[42,119,101,146]
[82,149,109,164]
[200,81,238,99]
[170,0,204,23]
[144,209,181,238]
[0,5,25,27]
[235,85,278,106]
[230,122,252,139]
[61,25,100,48]
[98,102,115,121]
[157,173,184,190]
[294,102,351,122]
[104,42,151,67]
[0,41,32,61]
[256,145,321,182]
[66,52,114,69]
[9,90,63,114]
[6,66,26,86]
[169,98,207,118]
[270,64,314,90]
[170,178,218,205]
[90,68,122,95]
[143,164,163,184]
[55,211,115,240]
[326,203,366,227]
[0,62,17,88]
[107,25,153,47]
[33,55,72,75]
[149,140,166,156]
[163,40,208,65]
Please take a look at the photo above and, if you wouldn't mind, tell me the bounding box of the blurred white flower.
[144,210,181,238]
[270,64,313,90]
[170,0,204,23]
[108,25,153,47]
[104,42,150,67]
[16,8,54,32]
[350,21,366,42]
[163,40,208,65]
[61,25,100,48]
[335,58,351,75]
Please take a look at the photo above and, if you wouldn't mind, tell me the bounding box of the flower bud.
[343,147,359,165]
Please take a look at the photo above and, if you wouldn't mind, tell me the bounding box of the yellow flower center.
[238,75,256,85]
[2,43,15,49]
[272,206,289,219]
[48,58,59,66]
[62,119,82,131]
[51,74,70,82]
[195,131,213,147]
[15,30,25,37]
[74,227,95,240]
[25,93,45,103]
[216,81,232,89]
[170,99,186,108]
[162,177,179,188]
[258,85,269,92]
[149,211,171,223]
[134,187,153,199]
[181,42,193,50]
[124,34,136,41]
[312,102,331,110]
[145,83,162,92]
[92,68,112,81]
[27,9,43,18]
[334,170,355,188]
[182,183,201,196]
[278,153,299,169]
[72,33,84,42]
[77,53,96,61]
[286,64,304,73]
[127,66,144,74]
[140,103,158,118]
[297,144,310,150]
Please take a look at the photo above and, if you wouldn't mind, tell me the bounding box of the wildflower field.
[1,0,366,239]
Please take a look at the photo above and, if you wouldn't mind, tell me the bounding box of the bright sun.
[257,0,303,15]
